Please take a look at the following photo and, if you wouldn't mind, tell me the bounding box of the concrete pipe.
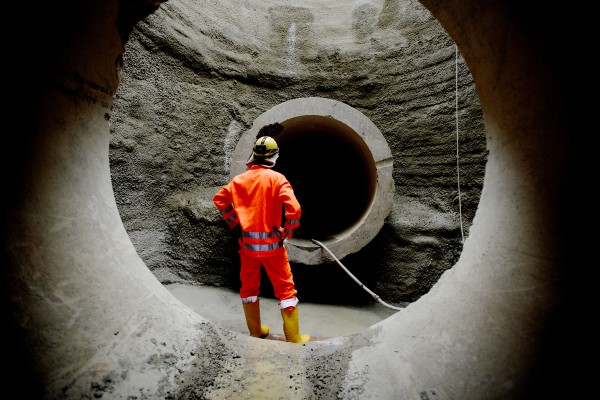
[2,0,577,399]
[230,97,394,265]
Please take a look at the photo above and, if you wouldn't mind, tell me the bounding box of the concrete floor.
[167,283,400,339]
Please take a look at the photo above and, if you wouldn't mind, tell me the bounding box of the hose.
[311,239,403,311]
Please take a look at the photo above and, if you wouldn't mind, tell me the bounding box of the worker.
[213,133,310,343]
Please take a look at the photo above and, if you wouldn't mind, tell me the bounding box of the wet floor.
[166,283,401,339]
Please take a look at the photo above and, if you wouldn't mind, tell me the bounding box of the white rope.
[455,44,465,243]
[311,239,403,311]
[309,46,465,311]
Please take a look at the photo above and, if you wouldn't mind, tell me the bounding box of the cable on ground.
[311,239,403,311]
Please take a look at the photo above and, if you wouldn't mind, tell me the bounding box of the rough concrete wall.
[109,0,486,305]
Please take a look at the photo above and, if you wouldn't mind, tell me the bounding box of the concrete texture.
[109,0,487,304]
[2,0,579,399]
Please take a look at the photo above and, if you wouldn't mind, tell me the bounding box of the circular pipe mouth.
[275,115,377,240]
[231,97,394,265]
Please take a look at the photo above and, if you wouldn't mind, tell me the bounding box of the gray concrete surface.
[108,0,486,304]
[2,0,578,399]
[167,283,399,339]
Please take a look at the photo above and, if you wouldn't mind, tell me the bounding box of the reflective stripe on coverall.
[213,165,301,306]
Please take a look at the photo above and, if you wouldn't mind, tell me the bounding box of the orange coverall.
[213,164,301,307]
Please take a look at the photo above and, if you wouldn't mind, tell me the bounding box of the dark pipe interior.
[273,115,377,240]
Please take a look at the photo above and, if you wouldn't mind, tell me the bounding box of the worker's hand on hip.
[273,226,287,241]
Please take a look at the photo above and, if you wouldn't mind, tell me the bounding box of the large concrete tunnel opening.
[230,97,394,265]
[2,0,577,398]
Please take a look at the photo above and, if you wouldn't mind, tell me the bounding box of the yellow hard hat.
[253,136,279,157]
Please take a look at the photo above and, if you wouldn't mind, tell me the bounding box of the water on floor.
[166,283,401,339]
